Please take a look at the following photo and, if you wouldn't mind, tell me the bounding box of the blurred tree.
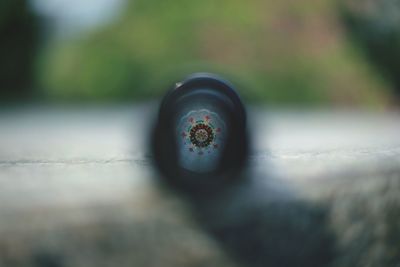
[340,0,400,103]
[0,0,39,102]
[40,0,388,106]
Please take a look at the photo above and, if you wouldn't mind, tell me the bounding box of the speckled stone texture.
[0,105,399,267]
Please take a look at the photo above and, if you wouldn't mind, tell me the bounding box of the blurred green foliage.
[0,0,39,101]
[40,0,389,106]
[340,0,400,102]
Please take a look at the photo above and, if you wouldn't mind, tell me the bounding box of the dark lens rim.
[159,73,246,127]
[152,73,248,192]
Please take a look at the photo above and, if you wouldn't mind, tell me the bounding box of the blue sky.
[30,0,126,37]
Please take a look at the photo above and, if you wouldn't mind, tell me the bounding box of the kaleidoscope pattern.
[177,109,226,172]
[190,123,214,148]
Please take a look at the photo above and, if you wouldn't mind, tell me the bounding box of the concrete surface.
[0,104,399,267]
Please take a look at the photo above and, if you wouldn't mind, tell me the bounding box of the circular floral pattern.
[190,123,214,148]
[177,109,225,173]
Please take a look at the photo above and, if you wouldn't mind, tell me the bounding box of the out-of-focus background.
[2,2,400,267]
[1,0,400,107]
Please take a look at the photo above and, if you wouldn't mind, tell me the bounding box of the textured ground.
[0,104,399,267]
